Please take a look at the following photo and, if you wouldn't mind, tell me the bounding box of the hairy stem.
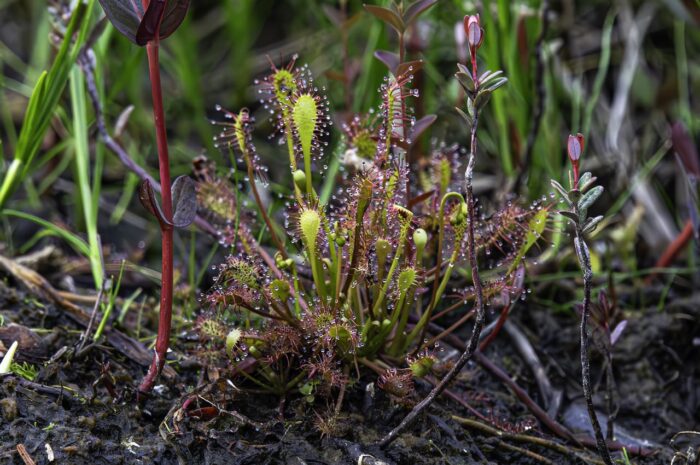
[378,110,486,448]
[574,230,613,465]
[139,40,174,395]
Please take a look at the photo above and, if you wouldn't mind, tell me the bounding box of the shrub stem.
[574,229,613,465]
[378,109,486,448]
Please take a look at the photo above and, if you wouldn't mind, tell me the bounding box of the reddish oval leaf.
[136,0,189,45]
[396,59,423,77]
[97,0,144,44]
[408,114,436,145]
[364,4,404,34]
[403,0,437,27]
[138,179,170,229]
[374,50,400,74]
[98,0,189,46]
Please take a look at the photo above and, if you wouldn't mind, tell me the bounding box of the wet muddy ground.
[1,266,698,464]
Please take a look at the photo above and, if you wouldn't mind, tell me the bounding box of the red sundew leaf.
[403,0,437,27]
[364,4,405,34]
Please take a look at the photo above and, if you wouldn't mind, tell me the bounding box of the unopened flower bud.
[463,14,484,71]
[567,133,584,185]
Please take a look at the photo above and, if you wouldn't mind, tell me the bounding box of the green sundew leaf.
[292,93,318,159]
[397,268,417,294]
[578,185,604,212]
[482,77,508,93]
[508,208,549,274]
[226,328,242,358]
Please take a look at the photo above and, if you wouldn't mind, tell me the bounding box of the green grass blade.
[3,209,91,257]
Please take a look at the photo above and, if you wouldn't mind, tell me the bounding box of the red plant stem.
[646,219,694,283]
[471,50,478,83]
[139,39,174,395]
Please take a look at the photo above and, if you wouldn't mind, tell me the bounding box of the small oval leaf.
[403,0,437,26]
[98,0,189,46]
[138,179,171,229]
[98,0,144,44]
[408,115,436,145]
[610,320,627,346]
[136,0,190,45]
[364,4,404,34]
[171,175,197,228]
[374,50,400,75]
[578,185,604,211]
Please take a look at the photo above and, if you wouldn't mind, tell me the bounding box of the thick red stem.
[139,40,174,395]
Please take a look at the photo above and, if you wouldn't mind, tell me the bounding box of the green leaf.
[3,209,90,257]
[582,215,605,235]
[455,107,471,126]
[397,268,417,294]
[577,172,593,190]
[0,0,93,209]
[578,185,604,211]
[550,180,573,208]
[559,210,579,225]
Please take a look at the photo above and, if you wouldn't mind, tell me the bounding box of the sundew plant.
[193,10,549,443]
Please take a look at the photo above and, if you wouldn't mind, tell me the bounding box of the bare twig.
[16,444,36,465]
[452,416,605,465]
